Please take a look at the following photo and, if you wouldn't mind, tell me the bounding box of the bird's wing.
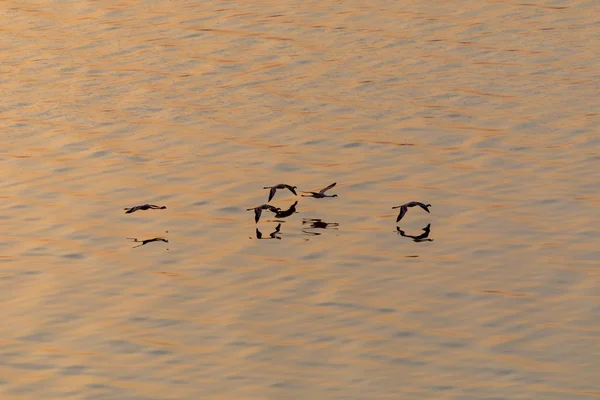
[256,229,262,239]
[396,206,407,222]
[268,187,276,202]
[254,208,262,223]
[320,182,337,194]
[287,186,297,196]
[418,203,430,213]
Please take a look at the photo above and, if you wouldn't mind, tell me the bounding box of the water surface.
[1,0,599,399]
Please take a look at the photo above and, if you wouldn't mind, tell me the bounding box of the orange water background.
[1,0,599,398]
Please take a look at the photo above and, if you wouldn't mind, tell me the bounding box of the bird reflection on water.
[301,218,339,237]
[253,223,282,240]
[396,224,433,242]
[127,237,169,248]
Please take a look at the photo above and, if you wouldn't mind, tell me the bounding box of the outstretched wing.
[320,182,337,194]
[418,203,430,213]
[254,207,262,223]
[396,206,407,222]
[286,185,297,196]
[268,187,276,202]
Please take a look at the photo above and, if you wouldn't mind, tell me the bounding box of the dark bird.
[255,223,282,240]
[124,204,166,214]
[127,237,169,248]
[274,201,298,219]
[263,184,297,202]
[397,224,433,242]
[392,201,431,222]
[246,204,280,223]
[301,182,338,198]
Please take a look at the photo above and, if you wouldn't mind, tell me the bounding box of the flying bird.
[124,204,167,214]
[263,184,297,202]
[392,201,431,222]
[301,182,338,198]
[274,201,298,218]
[246,204,280,223]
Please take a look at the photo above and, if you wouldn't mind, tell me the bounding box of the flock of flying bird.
[245,182,338,224]
[244,182,431,224]
[123,182,432,245]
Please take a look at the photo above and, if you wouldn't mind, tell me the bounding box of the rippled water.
[1,0,599,398]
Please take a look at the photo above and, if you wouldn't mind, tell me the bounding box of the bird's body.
[247,204,280,223]
[392,201,431,222]
[301,182,338,198]
[263,184,297,202]
[124,204,167,214]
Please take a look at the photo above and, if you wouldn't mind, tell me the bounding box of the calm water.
[1,0,599,399]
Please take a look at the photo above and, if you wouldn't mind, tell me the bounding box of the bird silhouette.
[246,204,280,223]
[263,184,298,202]
[274,201,298,219]
[124,204,167,214]
[392,201,431,222]
[301,182,338,198]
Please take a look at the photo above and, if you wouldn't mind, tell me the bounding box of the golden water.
[1,0,599,398]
